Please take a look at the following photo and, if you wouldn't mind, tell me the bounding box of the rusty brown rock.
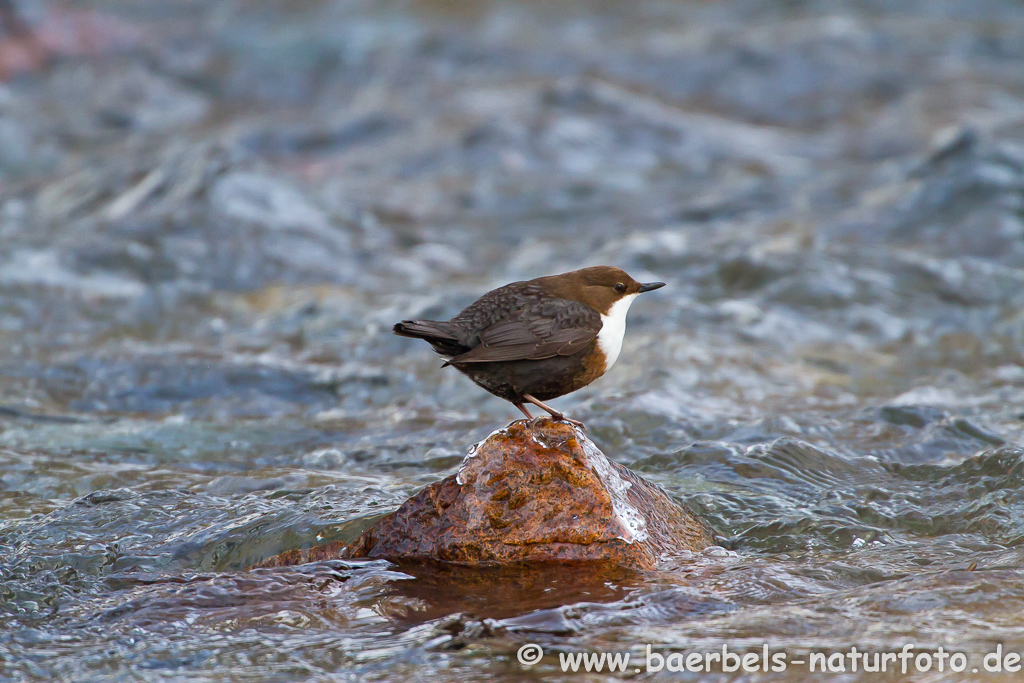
[259,420,715,570]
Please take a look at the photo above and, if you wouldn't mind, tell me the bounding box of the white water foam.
[574,426,649,544]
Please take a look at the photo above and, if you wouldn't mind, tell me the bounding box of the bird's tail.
[393,320,464,356]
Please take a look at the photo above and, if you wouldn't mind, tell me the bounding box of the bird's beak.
[638,282,666,293]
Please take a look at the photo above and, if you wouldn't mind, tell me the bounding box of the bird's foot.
[526,414,548,429]
[529,413,586,431]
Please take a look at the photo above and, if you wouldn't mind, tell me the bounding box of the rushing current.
[2,1,1024,680]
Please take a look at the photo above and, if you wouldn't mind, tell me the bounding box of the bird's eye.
[613,282,626,293]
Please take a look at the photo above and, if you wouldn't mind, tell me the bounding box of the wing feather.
[447,302,598,364]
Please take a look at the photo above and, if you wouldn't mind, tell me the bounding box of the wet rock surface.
[261,420,713,568]
[2,1,1024,681]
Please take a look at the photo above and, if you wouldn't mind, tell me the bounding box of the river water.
[2,1,1024,681]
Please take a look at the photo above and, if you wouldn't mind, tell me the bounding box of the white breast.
[597,293,638,370]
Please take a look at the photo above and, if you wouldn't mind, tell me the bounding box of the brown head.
[531,266,665,315]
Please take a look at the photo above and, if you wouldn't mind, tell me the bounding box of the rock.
[259,420,714,570]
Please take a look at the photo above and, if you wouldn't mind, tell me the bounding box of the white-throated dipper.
[393,266,665,427]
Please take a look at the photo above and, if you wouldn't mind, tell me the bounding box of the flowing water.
[2,1,1024,680]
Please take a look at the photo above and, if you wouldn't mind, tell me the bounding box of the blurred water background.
[2,0,1024,680]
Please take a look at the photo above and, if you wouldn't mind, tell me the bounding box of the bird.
[393,266,665,428]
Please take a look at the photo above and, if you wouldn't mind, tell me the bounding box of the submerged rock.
[260,420,714,569]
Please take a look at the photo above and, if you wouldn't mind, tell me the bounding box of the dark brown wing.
[447,299,599,364]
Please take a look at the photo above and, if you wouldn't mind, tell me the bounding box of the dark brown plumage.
[394,266,665,427]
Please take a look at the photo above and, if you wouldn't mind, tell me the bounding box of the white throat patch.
[597,293,638,370]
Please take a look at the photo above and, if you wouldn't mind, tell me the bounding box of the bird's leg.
[521,393,586,430]
[513,402,535,422]
[514,401,549,431]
